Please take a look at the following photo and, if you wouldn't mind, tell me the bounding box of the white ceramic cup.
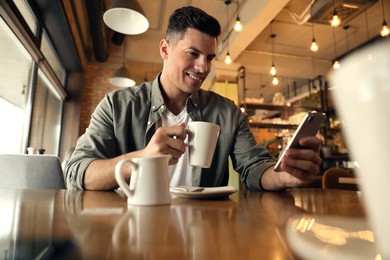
[115,155,171,206]
[329,40,390,258]
[27,147,37,155]
[187,121,220,168]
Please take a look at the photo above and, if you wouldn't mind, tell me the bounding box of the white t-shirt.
[156,108,201,187]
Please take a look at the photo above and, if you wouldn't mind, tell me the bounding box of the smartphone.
[274,111,327,172]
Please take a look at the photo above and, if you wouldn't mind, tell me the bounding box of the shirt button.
[194,103,198,107]
[152,106,156,109]
[147,121,151,125]
[161,105,165,109]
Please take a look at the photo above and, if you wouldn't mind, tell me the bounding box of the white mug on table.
[329,40,390,258]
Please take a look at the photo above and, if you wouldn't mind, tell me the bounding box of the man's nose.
[194,57,208,73]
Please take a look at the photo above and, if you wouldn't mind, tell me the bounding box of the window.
[0,1,66,155]
[41,31,66,85]
[28,71,63,155]
[0,17,34,154]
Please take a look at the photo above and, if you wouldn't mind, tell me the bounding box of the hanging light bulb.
[310,38,319,52]
[381,20,390,37]
[380,0,389,37]
[234,17,242,32]
[330,12,341,27]
[333,60,340,69]
[224,1,232,64]
[272,75,279,85]
[225,51,232,64]
[270,30,277,76]
[310,5,319,52]
[332,27,340,70]
[330,1,341,27]
[270,64,276,76]
[234,0,242,32]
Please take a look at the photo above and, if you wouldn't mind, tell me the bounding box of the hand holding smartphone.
[274,111,326,172]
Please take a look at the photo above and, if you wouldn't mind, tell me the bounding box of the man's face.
[160,28,217,95]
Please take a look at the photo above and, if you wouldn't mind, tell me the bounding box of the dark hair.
[165,6,221,43]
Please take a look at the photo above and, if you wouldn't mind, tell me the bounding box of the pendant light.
[110,38,135,87]
[103,0,149,35]
[332,28,340,69]
[234,0,243,32]
[330,0,341,27]
[310,4,319,52]
[269,22,277,76]
[380,0,389,37]
[224,1,232,64]
[272,75,279,85]
[271,31,278,85]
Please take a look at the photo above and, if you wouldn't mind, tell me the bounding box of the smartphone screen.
[274,111,326,172]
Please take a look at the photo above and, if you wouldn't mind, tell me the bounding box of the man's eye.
[188,51,199,57]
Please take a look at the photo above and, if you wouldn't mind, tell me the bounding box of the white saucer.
[286,215,379,259]
[170,186,237,199]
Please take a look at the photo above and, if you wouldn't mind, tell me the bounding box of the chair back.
[0,154,66,189]
[322,167,358,191]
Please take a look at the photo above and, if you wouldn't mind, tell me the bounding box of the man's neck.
[159,77,190,115]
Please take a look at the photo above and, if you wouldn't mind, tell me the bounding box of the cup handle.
[115,159,135,199]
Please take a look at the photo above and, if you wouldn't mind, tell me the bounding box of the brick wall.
[79,62,120,135]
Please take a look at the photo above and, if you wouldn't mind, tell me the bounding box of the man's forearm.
[84,151,143,190]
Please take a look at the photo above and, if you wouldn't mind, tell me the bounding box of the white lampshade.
[103,0,149,35]
[109,65,136,87]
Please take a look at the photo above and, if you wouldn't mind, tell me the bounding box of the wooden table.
[0,188,374,259]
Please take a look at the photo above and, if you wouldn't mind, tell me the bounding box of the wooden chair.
[322,167,359,191]
[0,154,66,189]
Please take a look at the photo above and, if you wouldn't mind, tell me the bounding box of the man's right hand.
[140,122,187,165]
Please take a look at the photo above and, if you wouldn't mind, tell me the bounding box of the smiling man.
[65,6,322,191]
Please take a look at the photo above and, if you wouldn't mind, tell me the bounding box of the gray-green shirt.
[65,75,276,190]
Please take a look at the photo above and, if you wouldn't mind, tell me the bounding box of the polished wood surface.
[0,188,368,259]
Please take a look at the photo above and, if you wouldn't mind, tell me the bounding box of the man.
[65,6,322,191]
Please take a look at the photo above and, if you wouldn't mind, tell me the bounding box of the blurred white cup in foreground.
[329,40,390,258]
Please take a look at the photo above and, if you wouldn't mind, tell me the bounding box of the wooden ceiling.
[70,0,390,103]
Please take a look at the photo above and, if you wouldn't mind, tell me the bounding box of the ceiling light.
[310,5,318,52]
[110,66,136,87]
[333,60,340,69]
[110,38,135,87]
[381,21,390,37]
[310,38,319,52]
[270,29,277,76]
[270,64,276,76]
[234,17,242,32]
[272,75,279,85]
[330,0,341,27]
[380,0,389,37]
[225,51,232,64]
[330,12,341,27]
[103,0,149,35]
[332,27,340,70]
[224,1,233,64]
[234,1,242,32]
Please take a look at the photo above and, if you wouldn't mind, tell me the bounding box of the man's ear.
[159,39,169,59]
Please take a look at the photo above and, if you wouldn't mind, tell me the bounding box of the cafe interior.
[0,0,390,259]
